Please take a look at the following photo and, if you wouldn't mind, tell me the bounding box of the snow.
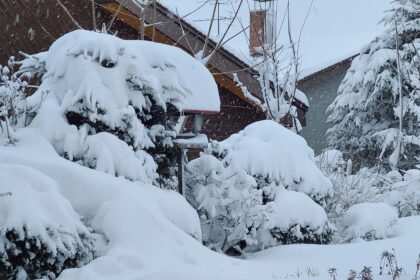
[0,129,204,278]
[159,0,389,77]
[172,133,209,148]
[214,120,333,200]
[273,189,328,231]
[1,128,419,279]
[294,88,309,107]
[315,149,346,171]
[0,163,92,254]
[41,29,220,114]
[340,203,398,242]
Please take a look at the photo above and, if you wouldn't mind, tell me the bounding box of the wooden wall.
[0,0,94,63]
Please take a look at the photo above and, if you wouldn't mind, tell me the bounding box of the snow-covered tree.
[186,121,333,254]
[327,0,420,171]
[18,29,218,186]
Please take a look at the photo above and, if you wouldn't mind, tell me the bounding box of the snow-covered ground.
[1,129,419,280]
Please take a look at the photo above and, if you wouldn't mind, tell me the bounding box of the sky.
[159,0,391,76]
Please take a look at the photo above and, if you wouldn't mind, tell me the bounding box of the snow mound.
[341,203,398,242]
[0,164,91,244]
[213,120,333,204]
[0,162,95,278]
[273,189,328,231]
[37,29,220,113]
[0,129,204,279]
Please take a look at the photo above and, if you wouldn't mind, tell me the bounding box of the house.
[298,56,356,154]
[0,0,389,154]
[157,0,389,154]
[0,0,308,146]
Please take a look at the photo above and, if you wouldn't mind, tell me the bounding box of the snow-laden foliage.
[211,120,333,205]
[339,203,398,242]
[18,29,219,185]
[316,149,420,219]
[186,121,333,254]
[0,163,95,279]
[317,150,394,219]
[0,57,28,143]
[385,169,420,217]
[327,0,420,171]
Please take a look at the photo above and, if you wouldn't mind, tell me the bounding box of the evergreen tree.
[327,0,420,171]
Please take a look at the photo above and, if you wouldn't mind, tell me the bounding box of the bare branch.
[56,0,83,29]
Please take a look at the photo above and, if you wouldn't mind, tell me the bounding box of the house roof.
[158,0,390,79]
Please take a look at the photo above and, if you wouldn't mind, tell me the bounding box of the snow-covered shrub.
[386,169,420,217]
[0,57,28,143]
[339,203,398,242]
[210,120,333,206]
[268,189,334,246]
[316,150,398,221]
[19,29,219,186]
[186,121,333,254]
[0,164,95,279]
[327,0,420,171]
[186,154,275,254]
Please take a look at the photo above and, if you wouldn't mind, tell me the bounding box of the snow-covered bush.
[327,0,420,171]
[19,29,219,186]
[186,154,275,254]
[186,120,333,254]
[339,203,398,242]
[386,169,420,217]
[316,150,397,221]
[268,189,334,246]
[210,120,333,206]
[0,164,95,279]
[316,149,419,221]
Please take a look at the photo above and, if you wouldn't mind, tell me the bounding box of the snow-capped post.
[173,111,218,194]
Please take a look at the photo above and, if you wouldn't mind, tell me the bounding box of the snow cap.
[45,29,220,114]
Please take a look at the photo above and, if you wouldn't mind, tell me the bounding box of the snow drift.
[0,129,203,279]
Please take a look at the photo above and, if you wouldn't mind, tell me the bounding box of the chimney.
[249,0,276,57]
[249,10,267,57]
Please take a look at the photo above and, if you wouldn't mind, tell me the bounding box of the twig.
[56,0,83,29]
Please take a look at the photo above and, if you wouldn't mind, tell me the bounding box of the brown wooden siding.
[0,0,93,63]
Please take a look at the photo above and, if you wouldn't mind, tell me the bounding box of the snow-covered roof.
[158,0,390,78]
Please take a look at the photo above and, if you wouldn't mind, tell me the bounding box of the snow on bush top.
[39,30,220,113]
[212,120,333,199]
[273,189,328,231]
[341,202,398,242]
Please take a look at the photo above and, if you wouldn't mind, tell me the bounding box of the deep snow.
[1,129,419,280]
